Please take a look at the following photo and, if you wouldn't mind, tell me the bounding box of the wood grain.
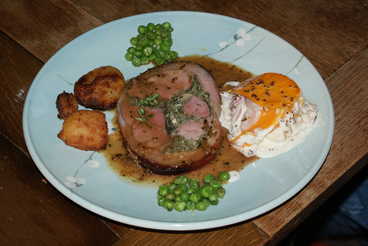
[254,47,368,244]
[0,0,367,245]
[0,0,102,62]
[109,222,268,246]
[0,134,119,246]
[0,32,40,153]
[1,0,367,78]
[73,0,368,78]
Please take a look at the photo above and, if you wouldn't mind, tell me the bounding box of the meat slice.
[117,61,223,174]
[176,120,205,141]
[183,95,210,118]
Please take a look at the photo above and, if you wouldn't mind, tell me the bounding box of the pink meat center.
[183,95,210,118]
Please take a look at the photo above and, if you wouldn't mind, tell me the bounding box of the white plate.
[23,11,334,230]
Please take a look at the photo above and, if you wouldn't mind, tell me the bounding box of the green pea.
[132,57,141,66]
[200,185,214,198]
[154,24,161,30]
[137,34,144,40]
[170,51,178,59]
[210,180,222,189]
[148,54,156,62]
[164,52,172,60]
[164,200,174,211]
[141,57,149,65]
[158,185,169,196]
[158,197,166,207]
[189,192,201,203]
[157,50,166,59]
[125,52,133,61]
[174,201,186,212]
[204,174,215,184]
[147,31,156,40]
[130,37,138,46]
[196,201,208,211]
[189,179,200,190]
[127,47,136,54]
[168,183,176,191]
[143,46,152,56]
[174,187,182,196]
[209,197,219,205]
[162,21,171,29]
[165,193,175,201]
[138,25,146,34]
[147,23,155,31]
[160,31,170,38]
[135,44,144,51]
[216,187,226,199]
[186,201,196,211]
[160,44,171,51]
[138,38,148,47]
[202,199,211,207]
[208,193,218,203]
[187,188,195,194]
[134,50,143,57]
[179,184,188,192]
[175,196,183,202]
[163,38,173,47]
[218,171,230,182]
[154,38,162,46]
[154,57,164,65]
[174,176,188,185]
[180,193,189,201]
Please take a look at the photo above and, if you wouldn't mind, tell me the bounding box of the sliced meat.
[176,120,204,140]
[117,61,223,174]
[183,95,210,118]
[126,69,191,100]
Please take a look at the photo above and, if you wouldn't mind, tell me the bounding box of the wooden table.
[1,1,367,245]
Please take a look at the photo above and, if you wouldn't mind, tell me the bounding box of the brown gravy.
[101,55,255,185]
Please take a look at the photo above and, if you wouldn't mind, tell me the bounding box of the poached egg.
[220,73,318,158]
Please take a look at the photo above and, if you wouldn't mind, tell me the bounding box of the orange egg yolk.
[229,73,301,143]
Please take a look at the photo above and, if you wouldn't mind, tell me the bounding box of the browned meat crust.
[74,66,125,110]
[56,91,78,119]
[58,110,108,151]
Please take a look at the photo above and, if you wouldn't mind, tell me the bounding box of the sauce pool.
[101,55,256,185]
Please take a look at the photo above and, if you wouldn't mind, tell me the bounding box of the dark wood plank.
[0,0,367,245]
[0,0,102,62]
[73,0,368,79]
[109,222,268,246]
[1,0,367,79]
[254,47,368,243]
[0,32,39,153]
[0,134,119,246]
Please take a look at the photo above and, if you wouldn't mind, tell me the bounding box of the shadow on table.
[282,155,368,246]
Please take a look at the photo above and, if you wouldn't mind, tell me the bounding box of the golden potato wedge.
[58,110,108,151]
[56,91,78,119]
[74,66,125,110]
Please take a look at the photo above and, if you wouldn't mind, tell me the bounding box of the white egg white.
[220,87,318,158]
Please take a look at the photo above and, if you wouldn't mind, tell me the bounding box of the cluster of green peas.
[124,22,178,66]
[157,171,231,212]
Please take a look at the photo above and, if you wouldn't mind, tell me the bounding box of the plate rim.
[22,10,335,231]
